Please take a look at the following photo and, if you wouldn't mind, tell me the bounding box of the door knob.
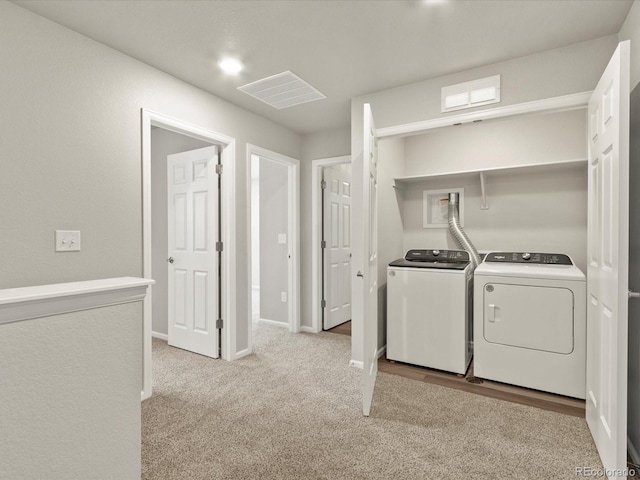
[357,271,364,278]
[167,257,174,264]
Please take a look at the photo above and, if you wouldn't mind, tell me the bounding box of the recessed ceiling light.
[218,57,243,74]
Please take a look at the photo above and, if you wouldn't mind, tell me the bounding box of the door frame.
[310,155,351,334]
[141,109,237,400]
[245,144,300,352]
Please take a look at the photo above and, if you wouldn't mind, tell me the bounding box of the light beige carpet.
[142,325,602,479]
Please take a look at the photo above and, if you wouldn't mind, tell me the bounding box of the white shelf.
[0,277,155,326]
[393,158,588,210]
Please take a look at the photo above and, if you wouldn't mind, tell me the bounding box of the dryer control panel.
[405,249,469,263]
[485,252,573,265]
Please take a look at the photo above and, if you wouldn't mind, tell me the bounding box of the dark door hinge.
[216,318,223,329]
[321,299,326,308]
[216,241,223,252]
[321,179,326,189]
[321,240,326,249]
[216,164,223,175]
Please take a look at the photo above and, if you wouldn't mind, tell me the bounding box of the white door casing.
[361,104,379,416]
[586,40,630,476]
[167,146,220,358]
[323,166,352,330]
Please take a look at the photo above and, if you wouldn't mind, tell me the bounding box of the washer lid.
[474,262,585,281]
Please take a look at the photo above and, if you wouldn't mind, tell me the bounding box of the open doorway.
[247,145,300,352]
[311,156,353,338]
[141,110,237,399]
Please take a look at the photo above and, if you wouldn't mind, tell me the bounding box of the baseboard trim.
[259,318,288,328]
[350,360,363,369]
[152,331,168,341]
[300,326,315,333]
[629,435,640,466]
[376,345,387,359]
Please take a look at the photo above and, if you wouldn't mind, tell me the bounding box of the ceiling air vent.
[238,71,326,109]
[441,75,501,113]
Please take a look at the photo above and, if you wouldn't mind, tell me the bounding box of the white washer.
[473,252,586,399]
[387,249,473,375]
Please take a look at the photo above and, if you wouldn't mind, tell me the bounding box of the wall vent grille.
[441,75,501,113]
[238,71,326,109]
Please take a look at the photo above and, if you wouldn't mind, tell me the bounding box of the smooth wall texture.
[350,35,617,363]
[299,127,351,329]
[376,137,406,350]
[399,165,588,273]
[0,3,301,357]
[619,0,640,90]
[403,109,587,176]
[0,303,142,480]
[259,157,289,324]
[151,128,212,336]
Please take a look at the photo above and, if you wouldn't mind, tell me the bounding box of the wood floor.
[325,320,351,336]
[325,320,585,417]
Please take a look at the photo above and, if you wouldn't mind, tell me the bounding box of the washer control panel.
[405,249,469,263]
[485,252,573,265]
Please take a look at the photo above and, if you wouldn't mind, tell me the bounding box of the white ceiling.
[12,0,634,135]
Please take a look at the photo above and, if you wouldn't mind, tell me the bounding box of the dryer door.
[484,283,574,354]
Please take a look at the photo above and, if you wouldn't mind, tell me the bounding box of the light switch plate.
[55,230,81,252]
[278,233,287,244]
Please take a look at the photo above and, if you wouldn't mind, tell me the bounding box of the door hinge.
[321,179,326,189]
[216,318,223,329]
[215,164,223,175]
[321,299,326,308]
[216,241,223,252]
[321,240,326,249]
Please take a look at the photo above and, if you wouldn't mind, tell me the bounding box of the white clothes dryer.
[473,252,586,399]
[387,249,473,375]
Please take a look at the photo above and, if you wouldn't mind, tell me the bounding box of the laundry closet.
[383,107,588,272]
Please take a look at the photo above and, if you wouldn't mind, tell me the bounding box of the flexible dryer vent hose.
[448,192,482,269]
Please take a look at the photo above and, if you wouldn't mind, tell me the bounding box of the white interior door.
[167,145,219,358]
[361,104,378,416]
[323,166,352,330]
[586,40,630,475]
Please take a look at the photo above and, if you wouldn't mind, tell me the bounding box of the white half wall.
[0,303,142,480]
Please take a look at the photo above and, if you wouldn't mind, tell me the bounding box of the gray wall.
[259,157,289,324]
[0,3,301,357]
[628,83,640,462]
[403,109,587,176]
[376,137,406,349]
[299,127,351,329]
[0,303,142,479]
[619,0,640,90]
[400,109,588,273]
[350,35,618,363]
[151,128,212,336]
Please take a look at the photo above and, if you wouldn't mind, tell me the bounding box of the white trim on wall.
[0,277,154,326]
[311,156,351,334]
[151,331,168,341]
[246,144,301,355]
[141,109,237,400]
[377,91,592,138]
